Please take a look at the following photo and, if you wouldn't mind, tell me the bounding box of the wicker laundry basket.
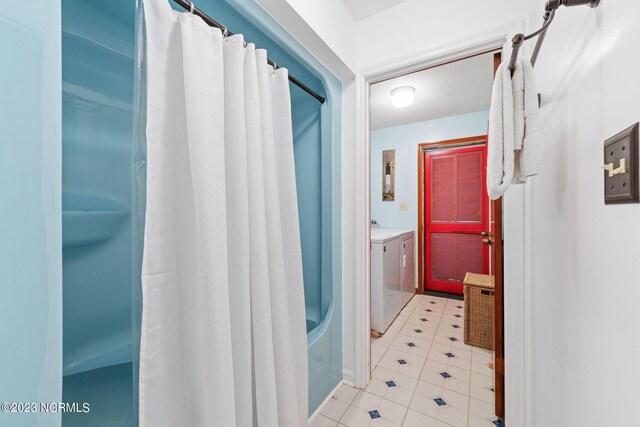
[463,273,495,350]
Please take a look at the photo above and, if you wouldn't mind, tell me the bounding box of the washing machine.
[371,221,415,334]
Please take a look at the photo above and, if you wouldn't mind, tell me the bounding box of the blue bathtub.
[61,0,341,424]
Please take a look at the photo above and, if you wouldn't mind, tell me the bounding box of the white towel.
[487,58,541,199]
[514,60,541,183]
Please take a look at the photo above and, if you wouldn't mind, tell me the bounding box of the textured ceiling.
[341,0,408,21]
[370,52,495,130]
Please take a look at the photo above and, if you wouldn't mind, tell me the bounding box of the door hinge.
[495,357,504,375]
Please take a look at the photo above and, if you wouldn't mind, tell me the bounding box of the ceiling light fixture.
[391,86,415,108]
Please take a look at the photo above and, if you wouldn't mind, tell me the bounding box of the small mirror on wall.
[382,150,395,201]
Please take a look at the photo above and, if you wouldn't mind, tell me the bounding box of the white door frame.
[352,24,533,427]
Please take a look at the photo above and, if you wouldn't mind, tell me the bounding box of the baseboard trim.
[342,369,355,386]
[307,379,345,425]
[342,378,355,388]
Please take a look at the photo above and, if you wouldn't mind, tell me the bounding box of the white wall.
[284,0,357,71]
[257,0,357,77]
[359,0,640,424]
[355,0,525,72]
[370,111,490,286]
[520,0,640,425]
[263,0,525,75]
[358,2,640,424]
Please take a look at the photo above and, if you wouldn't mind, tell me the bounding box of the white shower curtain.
[139,1,308,425]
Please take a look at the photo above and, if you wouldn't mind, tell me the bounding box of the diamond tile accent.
[434,398,447,406]
[362,294,498,427]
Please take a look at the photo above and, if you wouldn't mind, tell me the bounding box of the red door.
[424,144,489,294]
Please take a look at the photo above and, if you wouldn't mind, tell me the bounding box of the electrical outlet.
[398,202,408,211]
[603,123,639,204]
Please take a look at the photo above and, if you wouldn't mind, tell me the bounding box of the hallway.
[313,294,499,427]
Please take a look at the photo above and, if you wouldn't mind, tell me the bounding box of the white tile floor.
[310,294,503,427]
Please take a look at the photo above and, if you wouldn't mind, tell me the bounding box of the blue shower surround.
[0,1,62,426]
[61,1,136,425]
[61,0,342,424]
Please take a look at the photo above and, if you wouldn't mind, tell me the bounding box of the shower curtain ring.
[188,1,195,14]
[222,27,229,38]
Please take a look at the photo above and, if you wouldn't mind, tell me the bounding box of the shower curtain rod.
[508,0,600,76]
[172,0,326,104]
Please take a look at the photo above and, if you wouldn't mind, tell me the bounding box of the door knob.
[482,237,493,246]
